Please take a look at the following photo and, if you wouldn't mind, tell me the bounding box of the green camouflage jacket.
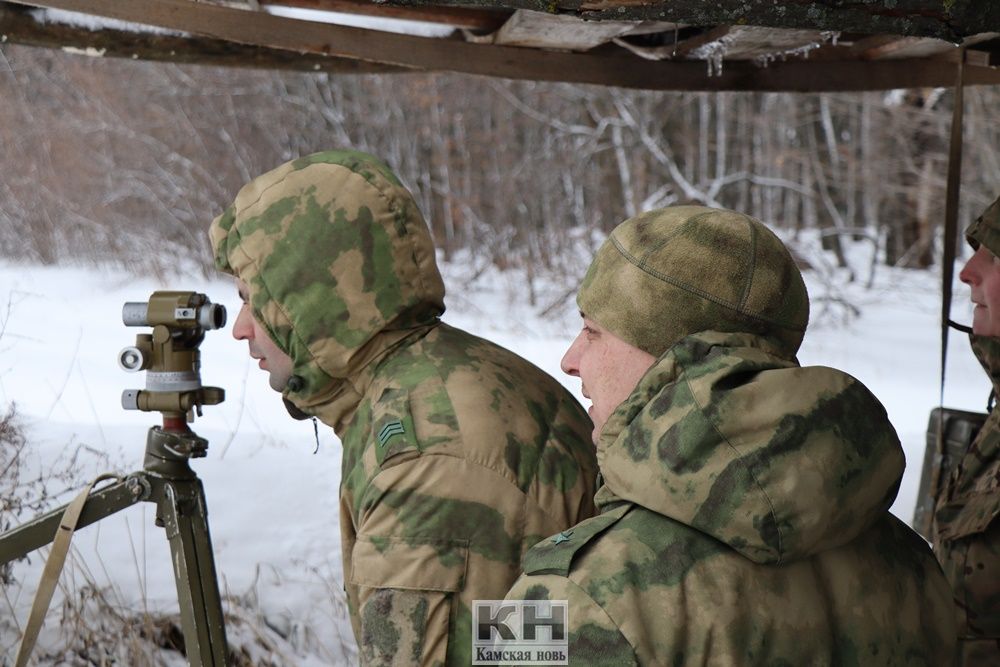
[507,330,956,666]
[210,150,598,665]
[932,334,1000,665]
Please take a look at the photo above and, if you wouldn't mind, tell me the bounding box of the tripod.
[0,291,230,666]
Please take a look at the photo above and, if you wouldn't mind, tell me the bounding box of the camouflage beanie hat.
[966,193,1000,256]
[577,206,809,359]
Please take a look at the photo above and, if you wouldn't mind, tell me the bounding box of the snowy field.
[0,244,989,664]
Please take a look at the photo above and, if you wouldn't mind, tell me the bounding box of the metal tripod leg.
[0,477,142,562]
[159,477,228,667]
[0,423,231,667]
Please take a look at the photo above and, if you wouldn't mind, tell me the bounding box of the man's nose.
[960,252,982,286]
[232,305,253,341]
[561,334,583,377]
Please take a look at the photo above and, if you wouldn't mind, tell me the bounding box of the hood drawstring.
[948,319,973,334]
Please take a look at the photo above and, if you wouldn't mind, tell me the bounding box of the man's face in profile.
[561,314,656,444]
[231,279,295,392]
[961,245,1000,338]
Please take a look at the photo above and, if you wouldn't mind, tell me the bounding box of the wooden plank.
[672,25,729,58]
[812,39,996,67]
[491,9,636,50]
[674,25,835,63]
[854,31,1000,61]
[808,31,999,65]
[260,0,509,31]
[0,4,404,72]
[623,21,681,37]
[708,26,833,61]
[856,35,950,60]
[7,0,1000,91]
[936,47,996,68]
[386,0,1000,41]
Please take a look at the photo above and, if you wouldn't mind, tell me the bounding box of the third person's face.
[960,246,1000,337]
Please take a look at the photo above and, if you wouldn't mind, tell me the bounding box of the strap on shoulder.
[523,504,631,577]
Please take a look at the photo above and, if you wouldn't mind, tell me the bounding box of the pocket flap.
[350,535,468,592]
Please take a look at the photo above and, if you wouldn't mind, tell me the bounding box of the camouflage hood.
[594,330,905,565]
[210,150,445,429]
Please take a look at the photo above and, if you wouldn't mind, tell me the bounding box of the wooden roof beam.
[260,0,510,32]
[7,0,1000,91]
[0,3,404,73]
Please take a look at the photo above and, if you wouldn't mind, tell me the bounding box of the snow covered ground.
[0,244,988,664]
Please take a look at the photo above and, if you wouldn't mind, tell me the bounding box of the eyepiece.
[118,346,147,372]
[198,303,227,330]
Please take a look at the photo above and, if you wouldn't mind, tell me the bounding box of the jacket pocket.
[351,534,468,591]
[936,460,1000,541]
[351,536,469,666]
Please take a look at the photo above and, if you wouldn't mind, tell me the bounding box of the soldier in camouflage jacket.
[506,206,956,665]
[209,150,598,665]
[933,195,1000,665]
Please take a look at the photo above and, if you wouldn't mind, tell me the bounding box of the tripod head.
[118,291,226,436]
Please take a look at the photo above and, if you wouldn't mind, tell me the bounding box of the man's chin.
[971,310,998,337]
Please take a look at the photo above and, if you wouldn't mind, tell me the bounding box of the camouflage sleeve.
[505,574,638,666]
[351,454,539,666]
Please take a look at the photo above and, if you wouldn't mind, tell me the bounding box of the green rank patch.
[378,420,405,447]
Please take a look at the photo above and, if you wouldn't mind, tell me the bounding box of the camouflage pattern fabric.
[931,335,1000,666]
[507,330,957,665]
[210,150,599,665]
[966,193,1000,257]
[577,206,808,359]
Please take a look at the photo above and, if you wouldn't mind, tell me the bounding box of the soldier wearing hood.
[505,206,956,665]
[209,150,598,665]
[933,195,1000,665]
